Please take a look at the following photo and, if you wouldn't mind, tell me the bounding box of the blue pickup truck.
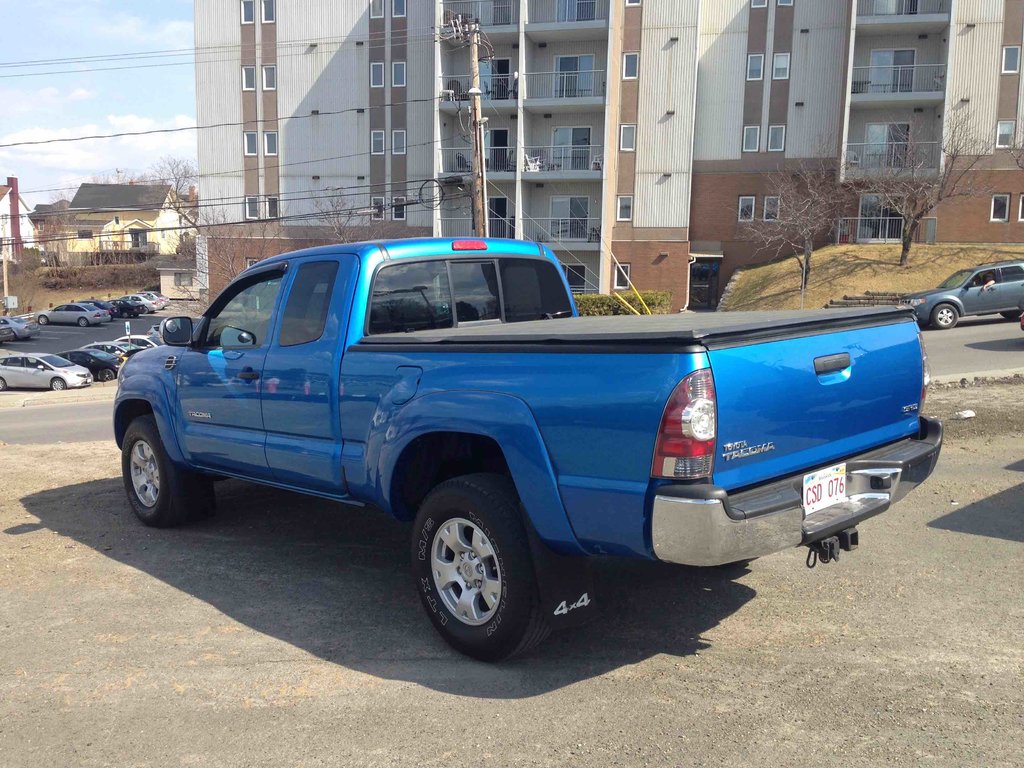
[114,238,941,660]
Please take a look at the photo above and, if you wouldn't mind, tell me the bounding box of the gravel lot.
[1,385,1022,767]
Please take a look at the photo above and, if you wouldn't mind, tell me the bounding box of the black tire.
[37,315,48,325]
[1000,311,1020,321]
[0,377,7,392]
[98,368,116,382]
[930,303,959,330]
[411,473,550,662]
[77,317,89,327]
[121,414,215,527]
[49,378,66,391]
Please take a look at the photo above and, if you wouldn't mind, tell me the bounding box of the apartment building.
[195,0,1023,305]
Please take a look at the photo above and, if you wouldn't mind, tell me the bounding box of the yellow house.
[65,183,192,261]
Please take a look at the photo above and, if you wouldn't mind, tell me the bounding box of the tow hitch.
[806,527,859,568]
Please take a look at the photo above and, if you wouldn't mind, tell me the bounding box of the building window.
[767,124,786,152]
[751,0,767,8]
[243,131,258,156]
[174,272,194,287]
[242,65,256,90]
[996,121,1015,149]
[620,124,636,151]
[261,0,275,23]
[114,216,121,225]
[262,64,277,90]
[392,196,407,220]
[614,263,631,290]
[623,52,639,80]
[742,125,760,152]
[244,196,259,220]
[371,130,385,155]
[371,196,386,220]
[264,131,278,156]
[267,196,279,219]
[772,52,790,80]
[370,0,384,18]
[392,129,407,155]
[625,0,641,6]
[1004,46,1021,74]
[764,196,780,221]
[393,0,406,17]
[747,54,764,81]
[392,61,406,87]
[1019,195,1024,222]
[77,230,93,239]
[992,194,1010,222]
[738,195,756,222]
[241,0,254,23]
[777,0,793,6]
[370,62,384,88]
[616,195,633,221]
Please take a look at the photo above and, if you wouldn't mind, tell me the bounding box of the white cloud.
[68,87,96,101]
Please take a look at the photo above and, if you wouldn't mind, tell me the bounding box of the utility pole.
[467,21,489,237]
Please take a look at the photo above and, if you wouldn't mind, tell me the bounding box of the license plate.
[803,463,847,517]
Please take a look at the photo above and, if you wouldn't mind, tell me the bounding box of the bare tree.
[739,157,845,307]
[859,111,991,267]
[145,156,199,227]
[314,194,408,242]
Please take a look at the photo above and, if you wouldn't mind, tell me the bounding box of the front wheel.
[50,378,66,391]
[37,315,49,325]
[98,368,116,382]
[0,377,7,391]
[930,303,959,330]
[411,473,549,661]
[77,317,89,327]
[1000,311,1020,321]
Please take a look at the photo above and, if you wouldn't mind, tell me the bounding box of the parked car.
[75,301,113,322]
[108,299,146,319]
[115,237,941,661]
[114,334,159,349]
[905,261,1024,329]
[0,316,39,340]
[118,295,158,313]
[0,325,15,345]
[0,353,92,391]
[138,291,170,310]
[81,341,145,361]
[57,349,121,382]
[36,303,107,327]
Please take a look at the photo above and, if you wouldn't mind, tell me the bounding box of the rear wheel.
[77,317,88,327]
[121,415,215,527]
[930,303,959,330]
[0,377,7,391]
[49,378,66,391]
[411,473,549,661]
[1000,311,1020,321]
[37,315,48,325]
[98,368,116,382]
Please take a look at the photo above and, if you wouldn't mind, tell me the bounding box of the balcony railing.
[440,74,518,102]
[523,145,603,172]
[439,217,517,238]
[858,0,948,17]
[439,146,526,174]
[528,0,609,24]
[836,217,904,243]
[851,64,946,95]
[442,0,519,26]
[845,141,940,171]
[522,217,601,243]
[524,70,605,100]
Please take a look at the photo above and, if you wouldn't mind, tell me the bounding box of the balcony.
[844,141,940,177]
[850,64,946,107]
[857,0,950,34]
[521,217,602,249]
[439,217,517,239]
[522,145,603,178]
[526,0,609,41]
[439,74,518,112]
[441,1,519,41]
[836,217,905,244]
[523,70,605,110]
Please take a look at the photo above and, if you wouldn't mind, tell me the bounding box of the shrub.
[35,264,160,292]
[574,290,673,316]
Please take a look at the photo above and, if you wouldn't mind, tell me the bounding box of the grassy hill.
[721,244,1024,311]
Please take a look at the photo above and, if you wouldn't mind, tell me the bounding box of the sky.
[0,0,197,208]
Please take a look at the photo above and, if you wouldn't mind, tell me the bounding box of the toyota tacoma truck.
[113,238,941,660]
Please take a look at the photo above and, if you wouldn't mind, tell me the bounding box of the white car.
[114,334,160,349]
[36,303,107,327]
[0,353,93,391]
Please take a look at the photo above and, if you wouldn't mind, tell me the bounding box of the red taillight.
[452,240,488,251]
[652,368,717,480]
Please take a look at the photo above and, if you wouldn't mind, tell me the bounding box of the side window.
[1,357,22,367]
[278,261,340,346]
[369,261,453,334]
[205,273,284,348]
[969,270,999,287]
[999,265,1024,282]
[450,261,501,323]
[500,259,573,322]
[53,305,69,311]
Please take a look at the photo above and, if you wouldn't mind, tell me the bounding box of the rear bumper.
[650,417,943,566]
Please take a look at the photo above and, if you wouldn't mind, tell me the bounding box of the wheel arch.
[113,376,185,464]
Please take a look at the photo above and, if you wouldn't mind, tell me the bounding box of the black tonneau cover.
[358,307,915,350]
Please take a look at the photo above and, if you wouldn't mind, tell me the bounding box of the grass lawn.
[721,243,1024,311]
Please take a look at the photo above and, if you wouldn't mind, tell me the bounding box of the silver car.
[0,353,93,391]
[138,292,170,310]
[0,316,39,339]
[36,303,106,327]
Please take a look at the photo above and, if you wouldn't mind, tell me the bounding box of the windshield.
[38,354,73,368]
[938,269,974,289]
[88,350,119,363]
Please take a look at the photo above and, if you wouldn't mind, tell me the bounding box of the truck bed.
[356,307,914,349]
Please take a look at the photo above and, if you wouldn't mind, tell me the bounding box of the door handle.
[814,353,851,376]
[238,368,260,381]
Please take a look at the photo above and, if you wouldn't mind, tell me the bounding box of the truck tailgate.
[708,318,924,492]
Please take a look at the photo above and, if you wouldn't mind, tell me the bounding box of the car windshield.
[38,354,73,368]
[938,269,974,289]
[88,350,118,362]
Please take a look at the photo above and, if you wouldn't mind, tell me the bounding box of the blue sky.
[0,0,197,207]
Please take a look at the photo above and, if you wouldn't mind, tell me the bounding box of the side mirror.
[160,316,194,347]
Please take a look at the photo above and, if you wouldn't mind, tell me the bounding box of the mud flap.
[524,517,597,630]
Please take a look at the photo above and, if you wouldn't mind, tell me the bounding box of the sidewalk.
[0,382,118,409]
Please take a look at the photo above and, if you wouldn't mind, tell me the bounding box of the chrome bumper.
[651,417,943,567]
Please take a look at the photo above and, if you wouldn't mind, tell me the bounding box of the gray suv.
[905,261,1024,330]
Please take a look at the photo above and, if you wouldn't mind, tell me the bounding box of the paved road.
[0,400,113,444]
[921,314,1024,379]
[0,310,169,356]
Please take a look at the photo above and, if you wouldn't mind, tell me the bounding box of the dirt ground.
[1,386,1022,767]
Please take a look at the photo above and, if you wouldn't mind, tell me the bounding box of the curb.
[933,368,1024,386]
[0,385,118,410]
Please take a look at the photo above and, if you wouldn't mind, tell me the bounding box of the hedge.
[36,264,160,292]
[574,290,673,316]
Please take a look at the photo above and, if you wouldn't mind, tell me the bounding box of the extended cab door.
[174,267,285,477]
[261,256,358,494]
